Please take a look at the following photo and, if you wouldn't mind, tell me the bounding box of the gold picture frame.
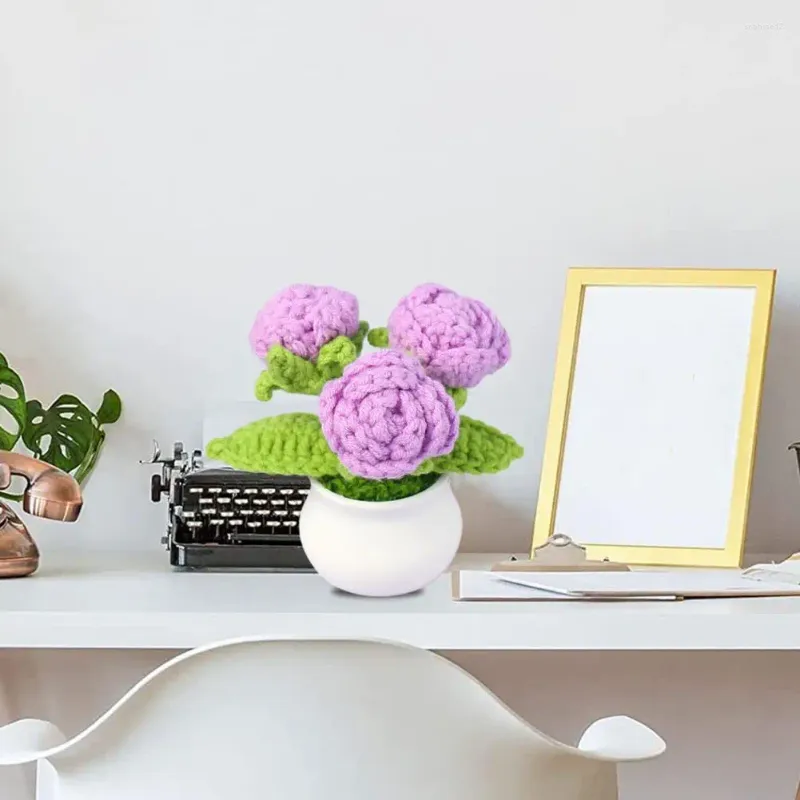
[531,267,776,567]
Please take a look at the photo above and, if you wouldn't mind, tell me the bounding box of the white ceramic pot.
[299,476,463,597]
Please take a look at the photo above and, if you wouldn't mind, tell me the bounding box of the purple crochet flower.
[249,284,359,361]
[320,350,459,480]
[387,284,510,388]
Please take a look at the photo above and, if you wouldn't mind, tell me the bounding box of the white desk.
[0,550,798,651]
[1,551,800,800]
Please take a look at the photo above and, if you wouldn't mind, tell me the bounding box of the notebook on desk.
[452,569,800,602]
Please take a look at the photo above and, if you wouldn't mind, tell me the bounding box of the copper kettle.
[0,451,83,577]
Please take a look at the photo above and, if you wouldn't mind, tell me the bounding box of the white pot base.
[299,477,463,597]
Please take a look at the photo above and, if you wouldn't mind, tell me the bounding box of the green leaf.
[446,387,468,410]
[96,389,122,425]
[22,394,97,473]
[206,413,345,478]
[351,320,369,354]
[367,327,389,348]
[416,416,524,476]
[319,473,438,501]
[317,336,357,382]
[255,345,325,401]
[0,353,26,451]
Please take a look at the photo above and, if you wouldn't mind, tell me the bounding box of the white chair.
[0,637,665,800]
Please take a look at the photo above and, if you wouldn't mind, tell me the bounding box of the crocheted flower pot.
[299,475,462,597]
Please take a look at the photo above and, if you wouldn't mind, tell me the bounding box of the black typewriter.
[143,441,312,571]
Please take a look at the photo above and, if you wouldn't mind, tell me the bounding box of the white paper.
[453,571,677,601]
[496,571,800,598]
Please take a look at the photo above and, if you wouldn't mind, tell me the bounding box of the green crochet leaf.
[446,387,468,411]
[367,326,389,348]
[206,413,345,478]
[417,416,524,476]
[351,320,369,354]
[255,345,325,401]
[317,336,357,382]
[319,473,438,501]
[254,331,369,402]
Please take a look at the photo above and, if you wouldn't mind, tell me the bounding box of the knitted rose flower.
[387,283,510,388]
[249,284,360,361]
[319,350,459,480]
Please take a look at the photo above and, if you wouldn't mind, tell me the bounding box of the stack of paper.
[452,569,800,602]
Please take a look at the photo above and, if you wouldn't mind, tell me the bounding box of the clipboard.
[490,533,630,573]
[450,533,634,601]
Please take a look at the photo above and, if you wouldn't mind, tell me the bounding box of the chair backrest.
[47,638,623,800]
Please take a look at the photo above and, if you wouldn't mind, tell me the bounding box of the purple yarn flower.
[320,350,459,480]
[387,284,510,388]
[249,284,360,361]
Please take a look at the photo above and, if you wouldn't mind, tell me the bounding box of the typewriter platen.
[144,441,312,571]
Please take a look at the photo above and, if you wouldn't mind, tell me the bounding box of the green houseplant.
[0,352,122,500]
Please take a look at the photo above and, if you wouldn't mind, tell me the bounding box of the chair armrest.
[578,715,665,762]
[0,719,67,766]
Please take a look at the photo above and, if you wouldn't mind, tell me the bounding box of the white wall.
[2,2,800,798]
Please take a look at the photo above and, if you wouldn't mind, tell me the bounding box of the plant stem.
[73,430,105,486]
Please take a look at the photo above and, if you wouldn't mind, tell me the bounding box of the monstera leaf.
[0,354,26,451]
[417,416,524,475]
[23,394,98,472]
[95,389,122,425]
[0,349,122,501]
[21,389,122,480]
